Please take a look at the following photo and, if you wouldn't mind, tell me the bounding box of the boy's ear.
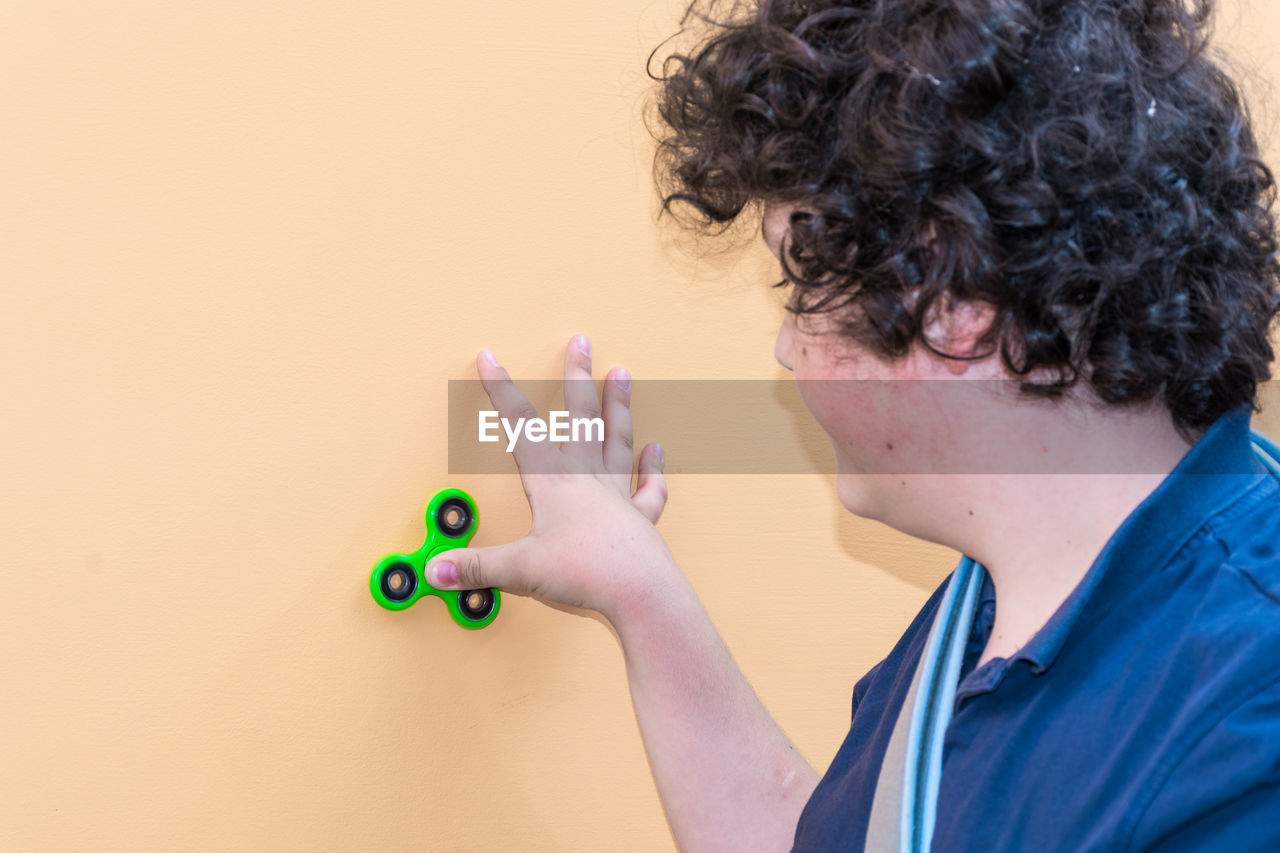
[924,294,997,375]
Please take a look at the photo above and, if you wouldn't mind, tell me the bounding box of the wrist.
[609,568,707,664]
[601,548,689,639]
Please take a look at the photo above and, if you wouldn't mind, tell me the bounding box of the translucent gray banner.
[446,379,1279,475]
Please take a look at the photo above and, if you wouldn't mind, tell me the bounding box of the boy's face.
[763,201,1000,521]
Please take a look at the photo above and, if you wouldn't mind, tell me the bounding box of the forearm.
[612,568,820,853]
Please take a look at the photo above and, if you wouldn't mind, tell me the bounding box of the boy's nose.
[774,312,795,371]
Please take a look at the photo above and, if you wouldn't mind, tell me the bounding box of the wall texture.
[2,1,1277,850]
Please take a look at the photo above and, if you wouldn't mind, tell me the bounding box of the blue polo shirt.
[791,405,1280,852]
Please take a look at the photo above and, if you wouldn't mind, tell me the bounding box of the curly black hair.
[649,0,1280,439]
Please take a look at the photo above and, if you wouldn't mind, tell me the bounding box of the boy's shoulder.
[1127,480,1280,849]
[1198,466,1280,631]
[1155,465,1280,671]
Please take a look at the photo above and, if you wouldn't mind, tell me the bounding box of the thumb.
[426,543,524,593]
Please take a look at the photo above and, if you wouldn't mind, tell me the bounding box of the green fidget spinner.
[369,488,501,629]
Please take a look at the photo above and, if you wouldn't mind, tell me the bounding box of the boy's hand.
[425,335,674,628]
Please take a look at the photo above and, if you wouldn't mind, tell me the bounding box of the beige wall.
[2,2,1278,850]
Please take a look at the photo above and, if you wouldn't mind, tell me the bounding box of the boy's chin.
[834,463,925,528]
[833,470,883,520]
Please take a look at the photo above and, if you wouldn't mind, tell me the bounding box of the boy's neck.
[898,399,1195,671]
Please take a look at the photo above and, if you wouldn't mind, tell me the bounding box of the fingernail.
[614,367,631,391]
[655,443,665,465]
[480,350,499,368]
[575,334,591,357]
[430,560,458,588]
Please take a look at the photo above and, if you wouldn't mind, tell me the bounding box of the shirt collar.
[982,404,1268,676]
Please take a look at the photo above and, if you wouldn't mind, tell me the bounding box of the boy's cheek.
[790,331,946,478]
[797,378,901,465]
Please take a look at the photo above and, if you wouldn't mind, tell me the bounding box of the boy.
[428,0,1280,849]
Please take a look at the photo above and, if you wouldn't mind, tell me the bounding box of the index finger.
[476,350,558,475]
